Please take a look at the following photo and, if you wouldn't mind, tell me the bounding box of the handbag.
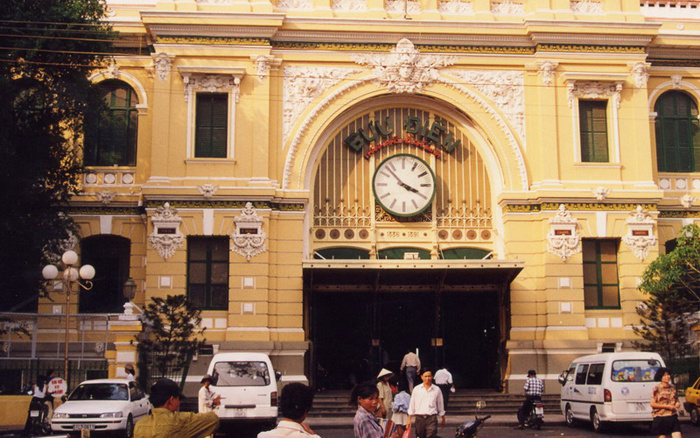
[401,424,411,438]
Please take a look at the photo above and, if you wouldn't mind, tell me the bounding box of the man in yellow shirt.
[135,378,219,438]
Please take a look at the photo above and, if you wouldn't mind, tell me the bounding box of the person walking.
[125,363,136,382]
[400,350,420,394]
[650,367,682,438]
[134,378,219,438]
[407,369,445,438]
[391,383,411,438]
[515,369,543,429]
[433,366,453,411]
[351,382,399,438]
[258,383,320,438]
[198,375,220,414]
[376,369,394,422]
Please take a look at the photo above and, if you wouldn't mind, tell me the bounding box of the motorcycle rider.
[515,369,543,430]
[23,375,49,436]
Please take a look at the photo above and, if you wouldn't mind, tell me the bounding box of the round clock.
[372,154,436,217]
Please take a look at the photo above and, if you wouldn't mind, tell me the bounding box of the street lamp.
[42,250,95,386]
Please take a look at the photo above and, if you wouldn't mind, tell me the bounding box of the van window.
[566,365,576,382]
[587,363,605,385]
[575,364,589,385]
[611,359,662,382]
[212,361,271,386]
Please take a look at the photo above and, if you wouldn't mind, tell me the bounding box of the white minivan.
[207,352,281,428]
[558,352,665,433]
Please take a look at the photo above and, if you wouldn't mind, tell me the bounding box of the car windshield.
[611,360,662,382]
[69,383,129,401]
[212,361,270,387]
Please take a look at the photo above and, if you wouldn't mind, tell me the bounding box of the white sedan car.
[51,379,151,438]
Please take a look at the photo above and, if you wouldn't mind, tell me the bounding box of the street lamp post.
[41,250,95,386]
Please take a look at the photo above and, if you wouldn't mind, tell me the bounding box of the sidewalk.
[306,414,567,429]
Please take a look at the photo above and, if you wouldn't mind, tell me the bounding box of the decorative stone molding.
[450,70,525,142]
[231,202,267,261]
[567,80,622,109]
[490,0,524,15]
[386,0,420,13]
[570,0,602,14]
[622,205,657,261]
[671,74,683,89]
[105,63,121,79]
[253,55,276,83]
[196,0,232,3]
[681,194,696,209]
[631,62,650,89]
[181,73,242,103]
[538,61,558,87]
[97,190,117,205]
[546,204,581,261]
[198,184,219,198]
[353,38,457,94]
[593,186,611,200]
[277,0,312,9]
[332,0,367,11]
[153,53,174,81]
[148,203,184,261]
[283,66,360,145]
[438,0,473,14]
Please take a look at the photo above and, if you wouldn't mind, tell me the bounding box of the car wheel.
[565,405,576,428]
[123,415,134,438]
[591,408,605,433]
[691,407,700,426]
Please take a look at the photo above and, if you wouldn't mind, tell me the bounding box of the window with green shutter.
[195,93,228,158]
[187,237,229,310]
[655,91,700,172]
[583,239,620,309]
[579,100,609,163]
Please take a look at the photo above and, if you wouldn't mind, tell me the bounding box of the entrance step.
[308,390,560,418]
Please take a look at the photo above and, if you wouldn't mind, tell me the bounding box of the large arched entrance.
[303,98,523,390]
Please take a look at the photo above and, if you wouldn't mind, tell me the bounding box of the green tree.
[0,0,115,311]
[633,224,700,361]
[138,295,207,379]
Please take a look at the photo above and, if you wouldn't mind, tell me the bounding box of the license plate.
[631,402,648,412]
[535,407,544,415]
[232,408,246,418]
[29,411,40,418]
[74,424,96,431]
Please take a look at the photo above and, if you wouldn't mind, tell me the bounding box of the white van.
[207,352,281,428]
[558,352,665,433]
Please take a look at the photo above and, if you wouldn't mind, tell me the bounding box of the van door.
[571,364,589,417]
[608,358,662,417]
[211,360,274,419]
[585,363,605,412]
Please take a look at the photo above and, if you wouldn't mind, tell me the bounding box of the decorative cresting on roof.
[282,66,361,146]
[631,62,650,89]
[153,53,174,81]
[352,39,457,94]
[449,70,525,143]
[231,202,267,261]
[567,81,622,109]
[623,205,657,261]
[438,0,474,14]
[570,0,602,14]
[546,204,581,262]
[148,203,184,261]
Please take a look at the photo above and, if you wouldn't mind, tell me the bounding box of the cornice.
[147,24,279,39]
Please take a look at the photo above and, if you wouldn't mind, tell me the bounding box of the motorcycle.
[26,396,52,436]
[523,397,544,430]
[455,415,490,438]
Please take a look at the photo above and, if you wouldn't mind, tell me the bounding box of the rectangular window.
[195,93,228,158]
[575,364,589,385]
[586,363,605,385]
[583,239,620,309]
[188,237,229,310]
[579,100,609,162]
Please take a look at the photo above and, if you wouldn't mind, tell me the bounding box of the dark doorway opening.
[310,290,500,390]
[80,235,131,313]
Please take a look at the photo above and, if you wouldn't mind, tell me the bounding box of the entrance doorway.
[310,290,500,390]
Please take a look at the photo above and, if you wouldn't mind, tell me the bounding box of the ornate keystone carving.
[153,53,174,81]
[231,202,267,261]
[631,62,650,89]
[622,205,657,261]
[97,190,116,205]
[671,75,683,89]
[681,194,695,209]
[353,38,457,94]
[198,184,219,198]
[593,186,611,201]
[538,61,558,87]
[547,204,581,262]
[148,203,184,260]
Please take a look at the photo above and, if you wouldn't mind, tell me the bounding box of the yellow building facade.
[5,0,700,394]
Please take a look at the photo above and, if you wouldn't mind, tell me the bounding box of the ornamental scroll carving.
[231,202,267,261]
[182,73,241,103]
[631,62,650,89]
[148,203,184,261]
[332,0,367,11]
[547,204,581,262]
[622,205,657,261]
[570,0,602,14]
[567,81,622,109]
[538,61,558,87]
[438,0,473,14]
[353,38,457,94]
[153,53,174,81]
[491,0,524,15]
[386,0,420,13]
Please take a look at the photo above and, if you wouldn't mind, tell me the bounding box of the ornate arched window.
[84,80,138,166]
[655,91,700,172]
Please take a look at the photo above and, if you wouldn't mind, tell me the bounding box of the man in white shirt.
[407,369,445,438]
[400,350,421,393]
[433,366,453,410]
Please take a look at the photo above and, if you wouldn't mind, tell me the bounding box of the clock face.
[372,154,436,217]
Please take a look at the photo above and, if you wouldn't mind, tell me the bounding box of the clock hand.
[385,168,405,186]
